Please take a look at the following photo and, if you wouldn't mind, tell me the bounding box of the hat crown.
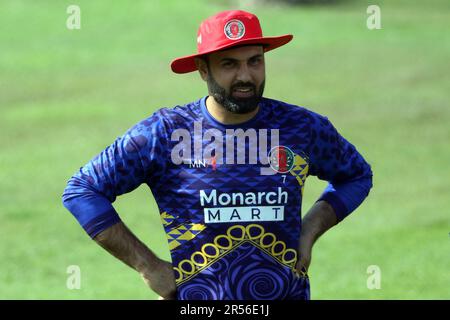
[170,10,293,74]
[197,10,263,53]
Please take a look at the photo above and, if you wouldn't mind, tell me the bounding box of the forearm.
[300,200,337,250]
[94,221,161,277]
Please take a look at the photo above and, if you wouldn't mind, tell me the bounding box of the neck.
[205,96,259,125]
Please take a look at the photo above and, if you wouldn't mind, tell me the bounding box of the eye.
[249,56,263,66]
[221,60,236,69]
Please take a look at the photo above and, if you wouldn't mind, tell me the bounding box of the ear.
[194,57,209,81]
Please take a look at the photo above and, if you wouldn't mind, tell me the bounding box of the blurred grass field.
[0,0,449,299]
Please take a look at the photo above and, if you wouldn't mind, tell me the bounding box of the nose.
[235,63,252,83]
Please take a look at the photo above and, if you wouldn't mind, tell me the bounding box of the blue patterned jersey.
[62,96,373,300]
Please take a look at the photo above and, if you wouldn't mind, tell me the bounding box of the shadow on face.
[196,45,265,86]
[195,45,266,114]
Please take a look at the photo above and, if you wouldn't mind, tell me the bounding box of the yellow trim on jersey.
[290,153,309,195]
[174,224,300,285]
[160,212,207,251]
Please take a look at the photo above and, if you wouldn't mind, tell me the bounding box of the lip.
[232,87,254,98]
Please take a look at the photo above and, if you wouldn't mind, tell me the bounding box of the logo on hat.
[224,19,245,40]
[171,10,293,74]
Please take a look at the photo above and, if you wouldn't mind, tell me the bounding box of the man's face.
[199,45,266,114]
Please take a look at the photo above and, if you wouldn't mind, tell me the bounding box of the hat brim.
[170,34,293,74]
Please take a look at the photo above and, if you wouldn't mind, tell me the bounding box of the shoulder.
[131,98,203,135]
[262,97,330,128]
[158,98,202,126]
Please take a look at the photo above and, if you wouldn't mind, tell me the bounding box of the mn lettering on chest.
[188,158,208,168]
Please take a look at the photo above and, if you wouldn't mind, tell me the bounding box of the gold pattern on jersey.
[290,154,309,195]
[173,224,300,285]
[161,212,207,250]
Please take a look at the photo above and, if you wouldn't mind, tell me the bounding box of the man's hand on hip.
[141,259,177,300]
[296,200,338,275]
[94,222,177,299]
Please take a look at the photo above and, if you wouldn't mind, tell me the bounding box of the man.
[62,10,373,300]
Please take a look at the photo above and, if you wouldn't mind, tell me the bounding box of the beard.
[206,73,265,114]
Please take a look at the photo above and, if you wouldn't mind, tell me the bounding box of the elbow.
[62,181,71,206]
[61,177,121,239]
[62,182,72,210]
[367,174,373,195]
[355,161,373,198]
[364,165,374,196]
[61,177,78,212]
[62,192,74,213]
[356,174,373,200]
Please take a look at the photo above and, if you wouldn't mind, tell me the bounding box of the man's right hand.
[141,259,177,300]
[94,222,177,300]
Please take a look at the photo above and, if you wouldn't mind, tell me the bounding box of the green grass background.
[0,0,449,299]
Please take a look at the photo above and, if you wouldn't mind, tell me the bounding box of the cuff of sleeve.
[317,192,349,222]
[83,208,122,239]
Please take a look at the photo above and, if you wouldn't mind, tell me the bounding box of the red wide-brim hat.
[171,10,293,74]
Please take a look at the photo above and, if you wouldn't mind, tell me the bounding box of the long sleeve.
[307,113,373,222]
[62,112,169,238]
